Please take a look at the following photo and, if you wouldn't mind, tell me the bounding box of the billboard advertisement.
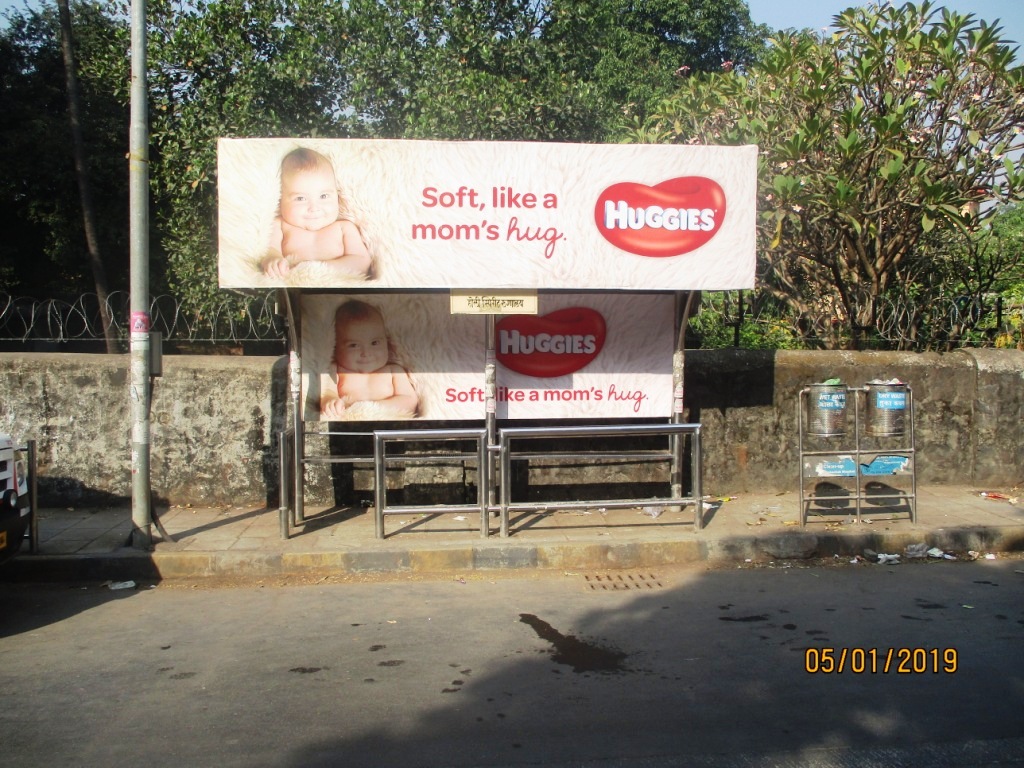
[300,293,674,422]
[219,139,756,291]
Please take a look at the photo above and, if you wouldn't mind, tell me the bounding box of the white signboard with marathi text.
[450,290,538,315]
[218,139,756,291]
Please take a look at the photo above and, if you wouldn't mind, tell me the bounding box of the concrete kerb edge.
[744,526,1024,562]
[3,525,1022,583]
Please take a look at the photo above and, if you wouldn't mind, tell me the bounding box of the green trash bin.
[806,383,847,437]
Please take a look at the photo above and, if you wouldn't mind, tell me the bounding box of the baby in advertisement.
[262,147,372,280]
[320,300,420,420]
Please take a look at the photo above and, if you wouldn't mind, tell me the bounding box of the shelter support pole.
[670,292,699,522]
[670,348,685,500]
[485,315,497,525]
[278,428,290,539]
[281,290,304,525]
[28,440,38,554]
[291,350,303,523]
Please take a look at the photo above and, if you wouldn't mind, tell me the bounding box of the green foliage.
[0,0,776,330]
[5,0,1021,354]
[687,292,803,350]
[338,0,603,140]
[542,0,770,129]
[335,0,769,141]
[969,204,1024,349]
[633,1,1024,350]
[98,0,769,316]
[0,1,129,297]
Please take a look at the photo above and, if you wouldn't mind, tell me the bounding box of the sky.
[746,0,1022,54]
[1,0,1022,57]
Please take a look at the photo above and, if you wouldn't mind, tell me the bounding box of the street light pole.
[129,0,151,549]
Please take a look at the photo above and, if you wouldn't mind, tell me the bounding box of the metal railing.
[497,423,702,537]
[373,428,489,539]
[279,422,704,541]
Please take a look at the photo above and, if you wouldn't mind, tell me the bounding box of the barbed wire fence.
[2,289,1021,352]
[687,290,1024,351]
[0,290,286,350]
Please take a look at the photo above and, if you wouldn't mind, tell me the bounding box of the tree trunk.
[57,0,118,353]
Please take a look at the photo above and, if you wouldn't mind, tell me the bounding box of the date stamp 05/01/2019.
[804,647,958,674]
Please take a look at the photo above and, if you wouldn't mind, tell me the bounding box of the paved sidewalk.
[3,484,1022,583]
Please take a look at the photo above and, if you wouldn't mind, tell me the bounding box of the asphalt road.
[1,559,1023,768]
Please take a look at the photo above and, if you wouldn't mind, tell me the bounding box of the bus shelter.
[217,139,757,539]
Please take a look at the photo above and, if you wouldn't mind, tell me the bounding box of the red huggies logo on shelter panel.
[595,177,726,257]
[496,308,606,378]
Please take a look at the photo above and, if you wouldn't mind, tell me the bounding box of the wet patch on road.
[519,613,628,674]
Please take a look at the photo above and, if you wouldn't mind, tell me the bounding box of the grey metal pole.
[373,434,386,539]
[670,292,695,510]
[128,0,151,549]
[278,429,290,540]
[280,290,305,526]
[28,440,38,554]
[476,431,489,538]
[485,315,496,521]
[499,431,511,538]
[290,350,304,524]
[691,426,703,530]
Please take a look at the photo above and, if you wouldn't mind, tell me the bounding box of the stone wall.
[685,348,1022,492]
[0,354,287,506]
[0,349,1020,506]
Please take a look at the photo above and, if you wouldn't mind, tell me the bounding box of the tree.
[129,0,770,314]
[338,0,607,141]
[56,0,117,351]
[0,2,129,303]
[543,0,770,128]
[111,0,350,312]
[633,1,1024,349]
[932,203,1024,350]
[5,0,769,331]
[336,0,770,141]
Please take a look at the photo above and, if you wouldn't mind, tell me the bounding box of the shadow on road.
[272,561,1024,767]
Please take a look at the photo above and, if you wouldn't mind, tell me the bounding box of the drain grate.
[584,572,663,591]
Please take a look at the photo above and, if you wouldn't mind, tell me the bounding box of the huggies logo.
[496,308,606,378]
[595,177,726,257]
